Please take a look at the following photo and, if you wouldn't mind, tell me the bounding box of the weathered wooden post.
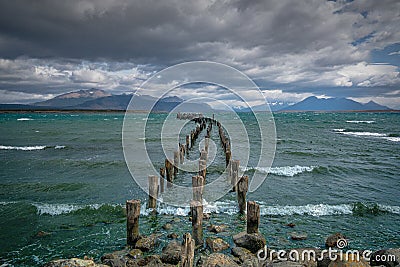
[205,137,209,152]
[186,135,190,154]
[174,151,179,176]
[181,233,195,267]
[190,200,203,246]
[126,199,140,245]
[237,175,249,214]
[225,149,231,167]
[147,175,158,209]
[165,158,173,187]
[192,175,204,202]
[200,149,207,162]
[231,160,240,192]
[180,144,185,163]
[198,159,207,181]
[160,167,165,193]
[247,201,260,234]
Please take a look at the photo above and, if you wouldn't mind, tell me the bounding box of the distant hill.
[280,96,391,111]
[34,88,111,107]
[23,89,213,112]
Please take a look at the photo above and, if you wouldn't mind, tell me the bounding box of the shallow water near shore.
[0,112,399,266]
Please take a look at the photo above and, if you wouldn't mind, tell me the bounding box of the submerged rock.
[233,232,266,254]
[166,233,179,239]
[206,237,230,252]
[290,232,308,241]
[231,247,258,264]
[207,224,228,233]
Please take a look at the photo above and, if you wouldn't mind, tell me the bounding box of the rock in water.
[233,232,266,254]
[207,224,228,233]
[135,234,159,252]
[43,258,107,267]
[160,240,181,264]
[325,233,346,248]
[206,237,230,252]
[231,247,258,264]
[197,253,240,267]
[290,232,308,241]
[328,253,370,267]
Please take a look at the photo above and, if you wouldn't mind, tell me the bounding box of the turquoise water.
[0,112,399,266]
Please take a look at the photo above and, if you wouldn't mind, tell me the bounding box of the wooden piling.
[159,167,165,193]
[190,200,203,246]
[205,137,209,152]
[192,175,204,202]
[181,233,195,267]
[126,199,140,245]
[237,175,249,214]
[174,151,179,176]
[147,175,158,209]
[180,144,185,163]
[247,201,260,234]
[198,159,207,181]
[186,135,190,154]
[231,160,240,192]
[225,149,231,167]
[165,159,173,187]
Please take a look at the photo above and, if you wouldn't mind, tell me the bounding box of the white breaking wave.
[335,131,400,142]
[30,201,400,217]
[346,120,375,124]
[17,118,33,121]
[241,165,317,177]
[0,145,67,150]
[0,145,46,151]
[333,129,345,132]
[33,203,110,216]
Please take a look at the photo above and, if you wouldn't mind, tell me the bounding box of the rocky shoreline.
[44,222,399,267]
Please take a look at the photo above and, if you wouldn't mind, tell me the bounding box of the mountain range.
[280,96,391,111]
[0,89,393,112]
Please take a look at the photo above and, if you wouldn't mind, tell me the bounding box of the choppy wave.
[0,145,67,150]
[346,120,375,124]
[6,201,395,217]
[241,165,317,177]
[334,130,400,142]
[0,145,46,151]
[17,118,33,121]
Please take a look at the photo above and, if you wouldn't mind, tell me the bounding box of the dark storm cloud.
[0,0,399,107]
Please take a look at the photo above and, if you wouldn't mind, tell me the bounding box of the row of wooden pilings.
[126,115,261,266]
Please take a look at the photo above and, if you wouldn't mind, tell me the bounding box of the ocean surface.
[0,112,399,266]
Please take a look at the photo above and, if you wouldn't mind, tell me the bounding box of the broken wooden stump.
[126,199,140,245]
[247,201,260,234]
[237,175,249,214]
[147,175,158,209]
[198,159,207,182]
[190,200,203,246]
[181,233,195,267]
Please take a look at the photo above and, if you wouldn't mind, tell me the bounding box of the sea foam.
[28,201,400,217]
[241,165,317,177]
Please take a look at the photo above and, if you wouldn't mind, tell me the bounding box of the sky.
[0,0,399,108]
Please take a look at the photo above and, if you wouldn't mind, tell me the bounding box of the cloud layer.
[0,0,399,107]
